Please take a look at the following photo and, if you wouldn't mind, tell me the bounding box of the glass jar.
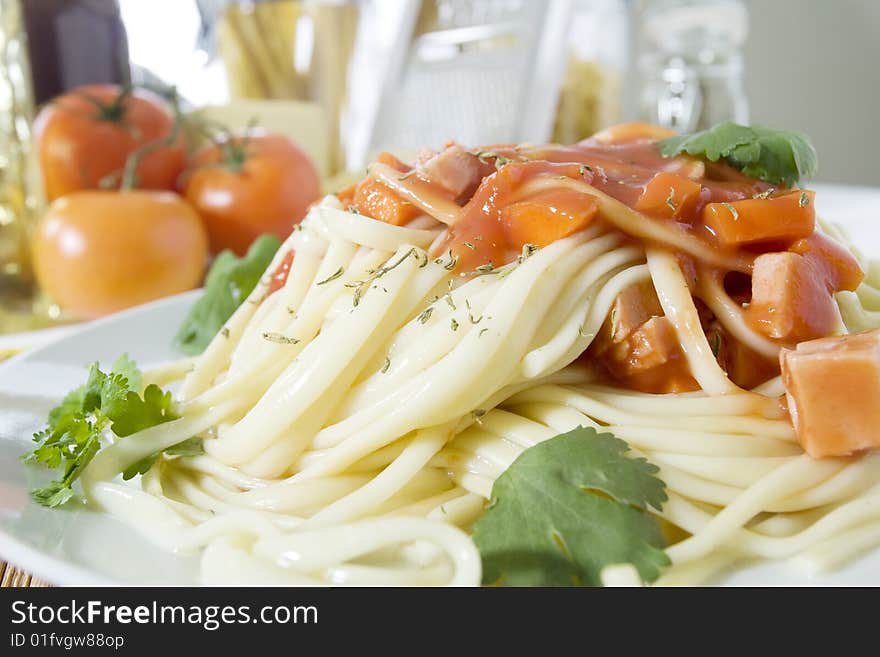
[552,0,629,144]
[120,0,359,176]
[636,0,749,132]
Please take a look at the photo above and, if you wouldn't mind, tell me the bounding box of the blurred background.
[1,0,878,338]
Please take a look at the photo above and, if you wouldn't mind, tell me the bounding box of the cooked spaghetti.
[52,122,880,585]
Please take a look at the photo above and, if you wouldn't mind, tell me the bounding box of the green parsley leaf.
[174,234,281,355]
[659,121,818,188]
[109,353,142,393]
[106,384,178,438]
[472,426,669,586]
[24,357,180,507]
[121,437,203,481]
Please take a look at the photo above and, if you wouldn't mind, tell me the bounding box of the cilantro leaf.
[174,234,281,355]
[105,384,177,437]
[659,121,818,187]
[31,483,76,508]
[24,357,180,507]
[109,353,142,393]
[121,437,203,481]
[472,426,669,587]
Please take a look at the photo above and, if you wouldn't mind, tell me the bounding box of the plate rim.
[0,290,200,586]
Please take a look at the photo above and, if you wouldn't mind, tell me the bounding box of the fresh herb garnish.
[473,150,513,169]
[23,356,183,506]
[122,436,203,481]
[346,248,417,307]
[517,243,539,264]
[472,426,669,586]
[316,266,344,285]
[710,331,722,357]
[262,332,300,344]
[174,234,281,355]
[722,202,739,221]
[659,121,818,187]
[434,250,459,271]
[465,299,482,324]
[665,187,677,211]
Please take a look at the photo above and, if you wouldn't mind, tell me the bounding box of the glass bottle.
[21,0,130,105]
[636,0,748,132]
[0,0,41,332]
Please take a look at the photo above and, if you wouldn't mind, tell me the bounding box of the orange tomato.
[635,171,702,220]
[702,190,815,246]
[184,132,321,256]
[34,85,185,201]
[267,250,295,295]
[32,191,208,319]
[591,122,677,145]
[501,189,599,248]
[353,178,421,226]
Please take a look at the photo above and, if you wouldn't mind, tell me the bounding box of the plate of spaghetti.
[2,121,880,586]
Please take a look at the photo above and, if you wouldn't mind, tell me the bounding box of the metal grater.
[362,0,572,160]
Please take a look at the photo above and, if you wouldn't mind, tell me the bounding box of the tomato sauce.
[267,250,294,294]
[338,130,864,393]
[425,140,778,273]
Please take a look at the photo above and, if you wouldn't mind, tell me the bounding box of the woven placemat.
[1,560,49,587]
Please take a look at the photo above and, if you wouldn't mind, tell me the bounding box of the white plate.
[1,183,879,586]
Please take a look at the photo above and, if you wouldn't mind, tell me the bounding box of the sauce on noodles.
[337,126,863,394]
[44,122,880,587]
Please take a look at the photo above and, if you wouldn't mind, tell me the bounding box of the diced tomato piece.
[336,183,356,207]
[592,122,677,144]
[790,232,864,292]
[746,251,840,342]
[353,177,422,226]
[375,151,410,173]
[635,171,702,220]
[781,329,880,457]
[268,250,295,294]
[500,189,599,249]
[702,190,815,246]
